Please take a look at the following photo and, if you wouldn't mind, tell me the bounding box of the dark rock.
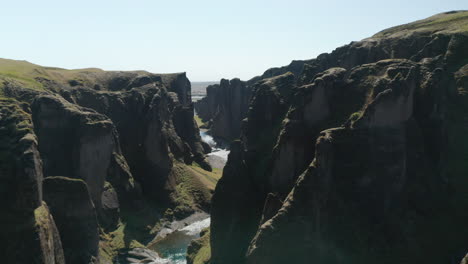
[61,74,211,209]
[210,12,468,264]
[0,98,65,264]
[211,141,263,264]
[210,73,295,264]
[100,182,120,230]
[259,193,283,225]
[68,79,82,87]
[195,78,252,141]
[31,94,133,225]
[0,64,217,262]
[43,176,100,264]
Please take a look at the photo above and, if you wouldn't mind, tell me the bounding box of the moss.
[0,97,34,176]
[348,111,363,125]
[187,228,211,264]
[99,202,165,262]
[194,114,205,127]
[99,222,131,262]
[98,161,220,261]
[169,163,217,217]
[33,204,50,229]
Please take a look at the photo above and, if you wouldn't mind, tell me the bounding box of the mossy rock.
[187,228,211,264]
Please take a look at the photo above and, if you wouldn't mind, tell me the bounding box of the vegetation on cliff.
[209,10,468,264]
[0,58,218,263]
[186,228,211,264]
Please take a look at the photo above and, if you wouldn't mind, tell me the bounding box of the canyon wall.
[210,11,468,264]
[195,78,252,142]
[0,67,214,263]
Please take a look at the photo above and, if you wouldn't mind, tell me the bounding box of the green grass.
[194,115,205,127]
[99,215,160,262]
[0,98,34,173]
[188,163,222,191]
[0,58,106,92]
[170,162,218,217]
[0,59,48,91]
[98,162,222,262]
[373,11,468,38]
[187,228,211,264]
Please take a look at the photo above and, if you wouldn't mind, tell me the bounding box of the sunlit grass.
[373,11,468,38]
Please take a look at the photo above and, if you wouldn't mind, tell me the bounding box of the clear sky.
[1,0,466,81]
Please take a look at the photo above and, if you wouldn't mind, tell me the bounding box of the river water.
[119,93,228,264]
[200,131,229,169]
[119,215,211,264]
[149,214,211,264]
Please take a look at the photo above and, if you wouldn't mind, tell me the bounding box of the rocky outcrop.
[44,177,100,264]
[0,66,216,262]
[210,73,294,264]
[199,13,468,146]
[195,78,252,141]
[245,60,439,263]
[0,98,65,263]
[210,11,468,264]
[60,73,211,205]
[186,228,211,264]
[33,204,67,264]
[31,94,134,229]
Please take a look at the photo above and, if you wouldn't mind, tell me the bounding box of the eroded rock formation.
[210,11,468,264]
[0,66,215,262]
[195,78,252,141]
[44,177,100,264]
[0,98,65,263]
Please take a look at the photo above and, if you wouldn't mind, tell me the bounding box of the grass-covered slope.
[372,10,468,38]
[187,228,211,264]
[0,57,172,94]
[0,58,104,91]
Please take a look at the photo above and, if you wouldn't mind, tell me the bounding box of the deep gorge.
[1,10,468,264]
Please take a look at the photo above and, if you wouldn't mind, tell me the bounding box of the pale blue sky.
[1,0,466,81]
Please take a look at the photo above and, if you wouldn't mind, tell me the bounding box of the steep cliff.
[43,177,100,264]
[210,11,468,264]
[0,98,65,263]
[0,61,216,262]
[194,78,252,141]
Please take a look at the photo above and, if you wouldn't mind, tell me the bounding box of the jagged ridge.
[209,11,468,264]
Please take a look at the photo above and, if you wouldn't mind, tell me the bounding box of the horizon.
[1,0,466,81]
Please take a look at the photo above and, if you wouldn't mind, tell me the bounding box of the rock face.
[195,78,252,141]
[61,73,211,204]
[0,98,65,263]
[31,95,131,223]
[0,66,215,262]
[43,177,100,264]
[210,11,468,264]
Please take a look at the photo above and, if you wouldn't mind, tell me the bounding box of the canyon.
[202,10,468,264]
[1,10,468,264]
